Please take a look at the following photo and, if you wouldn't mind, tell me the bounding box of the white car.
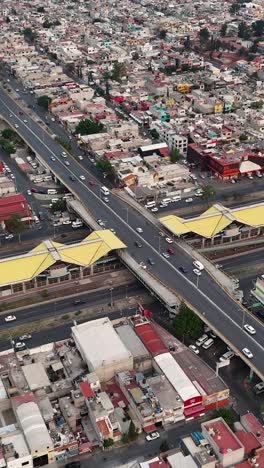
[5,315,16,322]
[19,334,32,341]
[151,207,158,212]
[242,348,253,359]
[15,124,19,128]
[50,156,56,161]
[62,220,71,225]
[244,324,256,335]
[103,197,109,203]
[162,252,170,259]
[146,432,160,442]
[165,237,173,244]
[27,190,32,195]
[78,155,83,160]
[61,152,67,158]
[185,198,193,203]
[189,344,199,355]
[136,227,143,233]
[193,269,202,276]
[65,161,70,166]
[79,175,85,181]
[23,119,28,124]
[5,234,14,240]
[97,219,105,227]
[140,261,147,270]
[14,342,26,351]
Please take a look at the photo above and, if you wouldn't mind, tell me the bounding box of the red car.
[167,248,175,255]
[89,181,95,186]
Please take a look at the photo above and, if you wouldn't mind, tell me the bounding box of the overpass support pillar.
[248,368,254,382]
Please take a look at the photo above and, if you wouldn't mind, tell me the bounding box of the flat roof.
[116,324,150,360]
[16,401,53,453]
[203,418,242,451]
[71,317,132,370]
[134,322,167,356]
[22,363,50,391]
[0,230,126,287]
[167,452,198,468]
[154,353,201,403]
[160,202,264,239]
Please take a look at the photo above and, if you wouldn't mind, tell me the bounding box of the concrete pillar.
[249,368,254,382]
[79,267,83,279]
[22,282,26,293]
[90,265,94,276]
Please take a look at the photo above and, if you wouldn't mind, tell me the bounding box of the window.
[22,462,29,466]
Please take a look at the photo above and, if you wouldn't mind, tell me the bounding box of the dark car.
[179,266,188,274]
[148,257,155,266]
[167,248,175,255]
[65,463,81,468]
[69,175,76,181]
[73,299,86,305]
[135,241,142,248]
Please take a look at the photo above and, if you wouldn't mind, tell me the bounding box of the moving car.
[78,155,83,160]
[103,197,109,203]
[50,156,56,161]
[15,124,19,128]
[23,119,28,124]
[220,350,234,362]
[135,241,142,248]
[148,258,155,266]
[79,175,85,181]
[65,161,70,166]
[165,237,173,244]
[193,260,204,271]
[136,227,143,233]
[189,344,199,355]
[19,334,32,341]
[146,432,160,442]
[61,152,67,158]
[151,207,159,212]
[5,315,16,322]
[14,342,26,351]
[69,175,76,181]
[167,248,175,255]
[89,181,95,186]
[243,324,256,335]
[179,266,188,274]
[242,348,253,359]
[73,299,86,305]
[65,462,81,468]
[162,252,170,259]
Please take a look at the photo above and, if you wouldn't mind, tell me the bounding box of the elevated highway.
[0,87,263,379]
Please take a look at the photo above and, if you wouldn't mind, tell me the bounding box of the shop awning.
[184,404,205,418]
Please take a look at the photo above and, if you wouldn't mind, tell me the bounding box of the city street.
[0,87,263,378]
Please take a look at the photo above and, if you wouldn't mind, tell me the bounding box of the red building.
[0,194,31,222]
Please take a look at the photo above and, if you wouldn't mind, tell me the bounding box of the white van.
[195,334,208,346]
[220,350,234,362]
[145,201,156,209]
[172,196,181,202]
[202,338,214,349]
[51,198,59,204]
[44,176,53,182]
[162,198,172,204]
[101,186,109,196]
[34,177,43,183]
[47,189,57,195]
[193,260,204,271]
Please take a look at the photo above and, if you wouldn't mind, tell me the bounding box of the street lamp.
[109,287,114,307]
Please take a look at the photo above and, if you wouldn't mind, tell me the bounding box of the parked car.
[14,342,26,351]
[189,344,199,355]
[165,237,173,244]
[148,257,155,265]
[220,350,234,362]
[193,268,202,276]
[140,262,147,269]
[136,227,143,233]
[185,198,193,203]
[19,334,32,341]
[179,266,188,274]
[243,324,256,335]
[162,252,170,258]
[242,348,253,359]
[5,234,14,240]
[146,432,160,442]
[79,175,85,181]
[65,462,81,468]
[135,241,142,248]
[167,248,175,255]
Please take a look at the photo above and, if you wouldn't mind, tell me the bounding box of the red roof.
[204,420,242,452]
[149,462,168,468]
[241,413,264,445]
[79,381,94,398]
[184,404,205,418]
[143,424,157,433]
[134,322,167,356]
[0,194,30,221]
[235,430,260,454]
[97,419,110,437]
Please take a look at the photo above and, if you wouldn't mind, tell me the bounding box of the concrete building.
[202,418,244,467]
[115,324,152,372]
[71,318,133,382]
[0,427,33,468]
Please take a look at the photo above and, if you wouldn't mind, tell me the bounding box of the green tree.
[170,148,181,163]
[252,20,264,37]
[0,139,15,155]
[6,213,27,243]
[96,159,114,176]
[23,28,37,43]
[202,185,216,206]
[127,421,139,441]
[229,3,240,14]
[1,128,14,140]
[37,6,45,12]
[220,23,228,37]
[5,16,11,23]
[43,19,52,28]
[37,95,51,109]
[112,62,127,82]
[150,129,159,140]
[239,134,248,141]
[103,438,114,448]
[238,21,251,40]
[75,119,103,135]
[173,302,203,341]
[212,408,235,430]
[250,100,263,109]
[50,200,66,213]
[199,27,210,42]
[159,29,167,40]
[160,439,170,452]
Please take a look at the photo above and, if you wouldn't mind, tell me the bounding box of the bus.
[101,186,110,196]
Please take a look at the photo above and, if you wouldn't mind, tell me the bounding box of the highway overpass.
[0,87,263,379]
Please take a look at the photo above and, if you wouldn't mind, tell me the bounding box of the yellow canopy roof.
[160,202,264,239]
[0,231,126,287]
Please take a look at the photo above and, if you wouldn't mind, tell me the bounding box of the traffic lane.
[2,94,264,372]
[0,283,144,328]
[221,251,264,270]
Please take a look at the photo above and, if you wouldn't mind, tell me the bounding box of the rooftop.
[203,418,242,452]
[133,320,167,356]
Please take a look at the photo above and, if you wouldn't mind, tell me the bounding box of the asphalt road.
[0,88,263,378]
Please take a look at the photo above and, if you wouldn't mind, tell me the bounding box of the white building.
[71,318,133,381]
[0,427,33,468]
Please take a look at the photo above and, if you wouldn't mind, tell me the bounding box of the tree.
[229,3,240,14]
[252,20,264,37]
[159,29,167,40]
[6,213,26,243]
[238,22,251,40]
[170,148,181,163]
[0,139,15,155]
[75,119,103,135]
[199,28,210,42]
[202,185,216,206]
[43,19,52,28]
[103,438,114,448]
[220,23,228,37]
[23,28,37,43]
[173,302,203,341]
[239,134,248,141]
[250,100,263,110]
[127,421,139,441]
[150,129,159,140]
[1,128,14,140]
[37,95,51,109]
[37,6,45,12]
[160,439,170,452]
[50,200,66,213]
[96,159,114,176]
[212,408,235,430]
[132,52,139,61]
[5,16,10,23]
[112,62,127,82]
